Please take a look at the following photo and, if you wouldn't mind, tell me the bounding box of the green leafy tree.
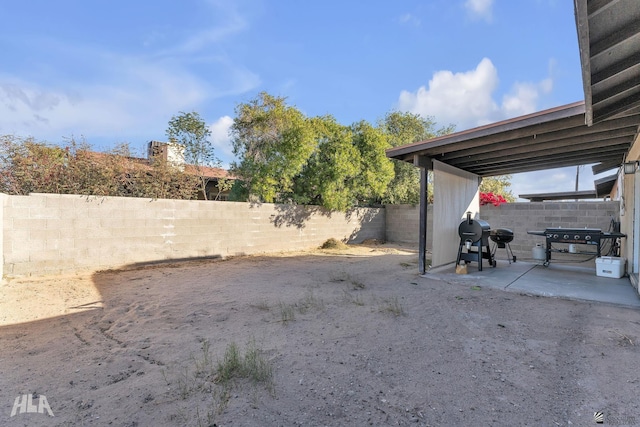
[166,111,218,200]
[291,118,394,210]
[291,116,360,210]
[350,121,394,205]
[480,175,516,202]
[213,177,234,201]
[230,92,316,203]
[379,111,455,204]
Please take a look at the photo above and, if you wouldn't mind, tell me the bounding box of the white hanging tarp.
[431,160,480,269]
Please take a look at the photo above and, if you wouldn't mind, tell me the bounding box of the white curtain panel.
[431,160,480,268]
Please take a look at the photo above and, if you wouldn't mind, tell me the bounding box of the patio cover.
[575,0,640,126]
[385,101,639,273]
[386,101,640,177]
[388,0,640,175]
[386,0,640,273]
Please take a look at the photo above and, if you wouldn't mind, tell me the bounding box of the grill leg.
[492,242,516,264]
[484,244,495,269]
[458,241,497,270]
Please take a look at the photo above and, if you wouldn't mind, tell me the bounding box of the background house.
[148,140,235,201]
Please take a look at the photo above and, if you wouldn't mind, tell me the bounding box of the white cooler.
[595,256,625,279]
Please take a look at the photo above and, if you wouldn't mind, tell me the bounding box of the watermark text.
[10,393,54,417]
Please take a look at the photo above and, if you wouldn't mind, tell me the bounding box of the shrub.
[480,192,508,206]
[0,135,201,199]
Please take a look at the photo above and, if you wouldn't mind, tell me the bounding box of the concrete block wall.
[4,194,620,277]
[384,204,433,248]
[2,193,385,277]
[385,201,621,261]
[480,201,620,261]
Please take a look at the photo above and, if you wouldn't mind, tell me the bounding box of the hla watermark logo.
[10,393,54,417]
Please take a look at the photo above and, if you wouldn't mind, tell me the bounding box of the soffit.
[576,0,640,125]
[386,101,640,177]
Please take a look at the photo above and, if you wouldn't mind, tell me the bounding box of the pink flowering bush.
[480,192,508,206]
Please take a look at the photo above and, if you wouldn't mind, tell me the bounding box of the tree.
[230,93,400,210]
[379,111,455,204]
[289,118,394,210]
[480,175,516,202]
[291,116,361,210]
[212,177,234,201]
[166,111,218,200]
[350,121,394,205]
[231,92,316,203]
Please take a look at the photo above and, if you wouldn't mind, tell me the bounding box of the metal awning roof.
[386,101,640,177]
[519,190,598,202]
[518,173,617,201]
[575,0,640,126]
[594,172,618,196]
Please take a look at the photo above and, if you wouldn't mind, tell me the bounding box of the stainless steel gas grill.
[527,227,625,266]
[456,212,496,271]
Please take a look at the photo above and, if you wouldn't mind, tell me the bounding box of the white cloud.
[398,13,421,27]
[0,2,260,146]
[397,57,499,129]
[396,57,574,197]
[464,0,494,22]
[501,83,537,117]
[159,2,248,56]
[501,78,552,117]
[0,57,210,141]
[397,57,555,130]
[208,115,235,164]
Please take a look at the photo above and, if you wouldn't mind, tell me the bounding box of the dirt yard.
[1,243,639,426]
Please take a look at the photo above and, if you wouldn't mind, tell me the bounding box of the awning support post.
[415,155,431,274]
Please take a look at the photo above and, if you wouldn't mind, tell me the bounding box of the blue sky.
[0,0,602,199]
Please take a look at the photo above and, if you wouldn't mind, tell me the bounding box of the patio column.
[414,155,431,274]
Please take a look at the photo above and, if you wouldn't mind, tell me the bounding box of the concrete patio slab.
[423,259,640,309]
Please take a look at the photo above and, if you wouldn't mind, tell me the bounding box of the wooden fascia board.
[385,102,585,159]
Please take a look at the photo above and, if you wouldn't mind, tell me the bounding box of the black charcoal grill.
[490,228,516,263]
[456,212,495,271]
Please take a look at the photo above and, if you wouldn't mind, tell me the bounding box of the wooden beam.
[592,159,621,175]
[386,103,585,160]
[413,154,432,169]
[574,0,593,126]
[450,136,632,168]
[440,115,640,161]
[473,153,625,176]
[469,145,627,172]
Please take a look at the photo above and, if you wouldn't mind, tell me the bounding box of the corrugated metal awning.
[575,0,640,126]
[387,0,640,177]
[386,101,640,177]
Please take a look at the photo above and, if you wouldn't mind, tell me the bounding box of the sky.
[0,0,605,200]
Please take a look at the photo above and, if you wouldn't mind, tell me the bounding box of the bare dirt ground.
[1,243,639,426]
